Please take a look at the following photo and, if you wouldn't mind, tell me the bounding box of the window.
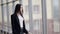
[53,0,60,32]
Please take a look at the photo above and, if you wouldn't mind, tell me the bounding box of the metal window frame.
[41,0,47,34]
[1,0,5,34]
[28,0,33,34]
[59,0,60,32]
[6,0,10,34]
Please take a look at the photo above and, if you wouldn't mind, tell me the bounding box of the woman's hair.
[14,4,22,14]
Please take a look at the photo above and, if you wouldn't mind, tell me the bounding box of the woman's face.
[20,6,23,14]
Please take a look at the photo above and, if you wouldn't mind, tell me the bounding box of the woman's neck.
[17,13,23,17]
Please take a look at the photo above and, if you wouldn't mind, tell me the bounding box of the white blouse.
[17,14,23,28]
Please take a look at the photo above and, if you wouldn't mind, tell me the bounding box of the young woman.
[11,4,28,34]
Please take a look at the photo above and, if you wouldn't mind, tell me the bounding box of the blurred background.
[0,0,60,34]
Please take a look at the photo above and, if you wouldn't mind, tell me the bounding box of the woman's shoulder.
[11,13,17,16]
[11,14,13,16]
[11,14,16,17]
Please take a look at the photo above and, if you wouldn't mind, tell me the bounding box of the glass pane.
[46,0,53,34]
[23,0,42,34]
[32,0,42,34]
[53,0,60,34]
[46,0,60,34]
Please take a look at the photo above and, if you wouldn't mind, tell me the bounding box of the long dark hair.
[14,4,23,17]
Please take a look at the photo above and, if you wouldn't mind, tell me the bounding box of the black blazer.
[11,14,28,34]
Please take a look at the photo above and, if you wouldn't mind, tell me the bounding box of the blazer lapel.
[14,14,21,27]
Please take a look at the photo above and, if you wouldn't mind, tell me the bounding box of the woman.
[11,4,28,34]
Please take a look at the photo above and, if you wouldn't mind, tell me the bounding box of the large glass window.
[19,0,42,34]
[28,0,42,34]
[46,0,60,34]
[53,0,60,33]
